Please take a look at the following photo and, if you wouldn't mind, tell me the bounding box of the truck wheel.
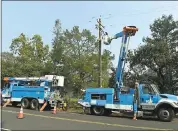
[92,106,105,116]
[158,108,175,122]
[30,99,39,110]
[21,98,30,109]
[12,102,18,107]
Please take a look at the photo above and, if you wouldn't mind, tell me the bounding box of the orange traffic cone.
[17,106,24,119]
[52,106,57,114]
[40,102,47,112]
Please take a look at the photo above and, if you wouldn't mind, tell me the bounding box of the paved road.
[1,106,178,130]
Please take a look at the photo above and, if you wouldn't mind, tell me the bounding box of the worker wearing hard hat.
[133,80,139,120]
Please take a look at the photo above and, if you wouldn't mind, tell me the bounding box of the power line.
[105,4,178,20]
[101,5,178,30]
[85,4,178,29]
[84,4,178,72]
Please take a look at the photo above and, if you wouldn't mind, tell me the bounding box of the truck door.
[2,83,11,98]
[140,84,158,110]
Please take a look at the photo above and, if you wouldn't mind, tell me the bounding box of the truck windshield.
[151,84,160,94]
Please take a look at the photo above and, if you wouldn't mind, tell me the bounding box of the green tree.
[127,14,178,93]
[51,19,114,97]
[108,67,116,88]
[9,33,50,77]
[1,52,18,78]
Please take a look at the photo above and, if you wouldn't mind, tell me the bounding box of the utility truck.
[1,75,67,111]
[78,26,178,122]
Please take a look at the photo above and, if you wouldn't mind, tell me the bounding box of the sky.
[2,1,178,67]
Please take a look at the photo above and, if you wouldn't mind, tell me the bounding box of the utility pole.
[96,17,104,88]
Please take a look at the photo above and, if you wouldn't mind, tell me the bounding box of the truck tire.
[158,108,175,122]
[21,98,30,109]
[30,99,39,110]
[92,106,105,116]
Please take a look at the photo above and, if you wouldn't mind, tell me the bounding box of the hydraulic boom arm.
[103,26,138,90]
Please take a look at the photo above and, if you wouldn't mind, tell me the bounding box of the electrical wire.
[99,4,178,51]
[105,4,178,20]
[103,5,178,30]
[86,4,178,30]
[85,3,178,61]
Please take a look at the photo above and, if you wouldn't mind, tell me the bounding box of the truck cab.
[138,83,178,121]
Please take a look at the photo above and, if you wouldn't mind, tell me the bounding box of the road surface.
[1,106,178,130]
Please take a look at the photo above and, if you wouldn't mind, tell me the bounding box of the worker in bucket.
[133,80,139,120]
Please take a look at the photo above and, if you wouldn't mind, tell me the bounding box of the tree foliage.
[2,33,50,77]
[1,19,114,97]
[2,14,178,96]
[126,14,178,93]
[51,20,114,96]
